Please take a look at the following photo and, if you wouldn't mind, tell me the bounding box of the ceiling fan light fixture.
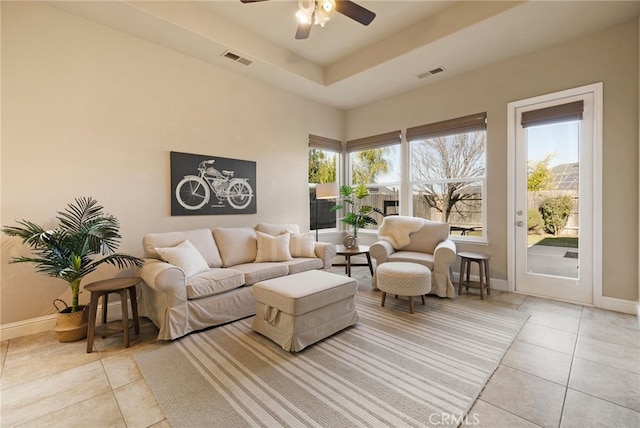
[316,0,336,23]
[314,15,330,28]
[242,0,375,40]
[320,0,335,14]
[295,9,312,24]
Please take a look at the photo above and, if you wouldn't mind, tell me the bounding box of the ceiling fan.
[240,0,376,40]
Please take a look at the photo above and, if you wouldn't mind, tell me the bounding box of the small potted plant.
[332,184,383,247]
[2,197,142,342]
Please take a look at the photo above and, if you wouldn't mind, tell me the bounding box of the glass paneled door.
[510,87,597,305]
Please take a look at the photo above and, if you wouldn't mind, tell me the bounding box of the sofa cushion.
[143,229,223,268]
[155,240,210,277]
[252,270,358,316]
[282,258,323,274]
[289,232,317,258]
[255,231,293,262]
[213,227,258,267]
[255,223,301,236]
[186,268,245,300]
[230,263,289,286]
[402,221,450,254]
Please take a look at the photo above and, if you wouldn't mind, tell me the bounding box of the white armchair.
[369,216,457,298]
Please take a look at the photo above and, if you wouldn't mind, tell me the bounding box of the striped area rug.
[134,291,528,427]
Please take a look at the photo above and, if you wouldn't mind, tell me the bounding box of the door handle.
[516,220,524,227]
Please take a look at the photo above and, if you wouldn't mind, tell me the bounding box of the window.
[408,113,487,240]
[308,135,341,233]
[346,131,401,231]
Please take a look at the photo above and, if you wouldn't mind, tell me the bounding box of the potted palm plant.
[332,184,383,247]
[2,197,142,342]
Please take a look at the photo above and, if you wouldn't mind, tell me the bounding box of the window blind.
[309,134,343,152]
[345,130,401,153]
[521,100,584,128]
[406,112,487,141]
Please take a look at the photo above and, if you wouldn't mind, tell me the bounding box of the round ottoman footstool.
[376,262,432,314]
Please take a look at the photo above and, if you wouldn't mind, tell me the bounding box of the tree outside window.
[351,148,391,185]
[348,146,400,229]
[309,148,337,184]
[410,131,486,238]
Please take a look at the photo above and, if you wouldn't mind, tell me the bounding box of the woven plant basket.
[52,299,89,343]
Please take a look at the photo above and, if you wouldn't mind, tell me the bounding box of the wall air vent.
[418,66,445,79]
[221,50,252,66]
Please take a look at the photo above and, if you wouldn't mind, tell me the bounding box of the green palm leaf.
[2,197,142,312]
[331,184,382,237]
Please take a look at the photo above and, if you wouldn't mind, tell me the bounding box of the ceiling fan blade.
[335,0,376,26]
[240,0,270,3]
[295,22,312,40]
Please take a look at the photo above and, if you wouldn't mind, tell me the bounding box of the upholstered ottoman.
[252,270,358,352]
[377,262,431,314]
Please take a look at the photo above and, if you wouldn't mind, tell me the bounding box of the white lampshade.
[316,183,339,200]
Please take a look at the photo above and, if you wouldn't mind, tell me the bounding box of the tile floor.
[1,266,638,427]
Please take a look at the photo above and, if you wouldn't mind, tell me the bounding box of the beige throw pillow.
[155,240,210,277]
[255,223,301,236]
[289,232,317,258]
[255,231,292,262]
[213,227,257,267]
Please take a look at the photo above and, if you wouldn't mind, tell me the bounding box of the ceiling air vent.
[221,50,253,66]
[418,66,445,79]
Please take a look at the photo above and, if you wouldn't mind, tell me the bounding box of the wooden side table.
[334,245,374,277]
[458,252,491,300]
[85,277,141,353]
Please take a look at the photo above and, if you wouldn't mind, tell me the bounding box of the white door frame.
[507,82,603,306]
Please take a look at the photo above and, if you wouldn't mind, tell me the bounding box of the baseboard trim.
[452,273,638,315]
[0,313,58,341]
[0,301,126,341]
[596,295,638,315]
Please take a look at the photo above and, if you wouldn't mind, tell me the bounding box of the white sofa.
[138,223,337,340]
[369,216,457,298]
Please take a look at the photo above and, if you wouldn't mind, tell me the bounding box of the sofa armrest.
[140,259,188,304]
[314,242,337,271]
[370,240,395,265]
[433,239,457,273]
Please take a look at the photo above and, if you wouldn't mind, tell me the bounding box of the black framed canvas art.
[171,151,257,216]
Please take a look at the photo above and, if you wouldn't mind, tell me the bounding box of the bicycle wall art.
[170,151,256,216]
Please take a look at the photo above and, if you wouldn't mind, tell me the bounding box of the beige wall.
[346,20,639,302]
[0,2,343,324]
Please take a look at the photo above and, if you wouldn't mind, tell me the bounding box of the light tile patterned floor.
[1,266,638,427]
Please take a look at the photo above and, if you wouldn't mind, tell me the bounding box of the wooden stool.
[458,252,491,300]
[85,277,141,353]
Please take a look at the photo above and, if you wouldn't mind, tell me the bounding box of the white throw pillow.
[255,231,292,262]
[289,232,316,258]
[155,240,210,277]
[143,229,222,267]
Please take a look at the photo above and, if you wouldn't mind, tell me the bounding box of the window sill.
[449,236,489,245]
